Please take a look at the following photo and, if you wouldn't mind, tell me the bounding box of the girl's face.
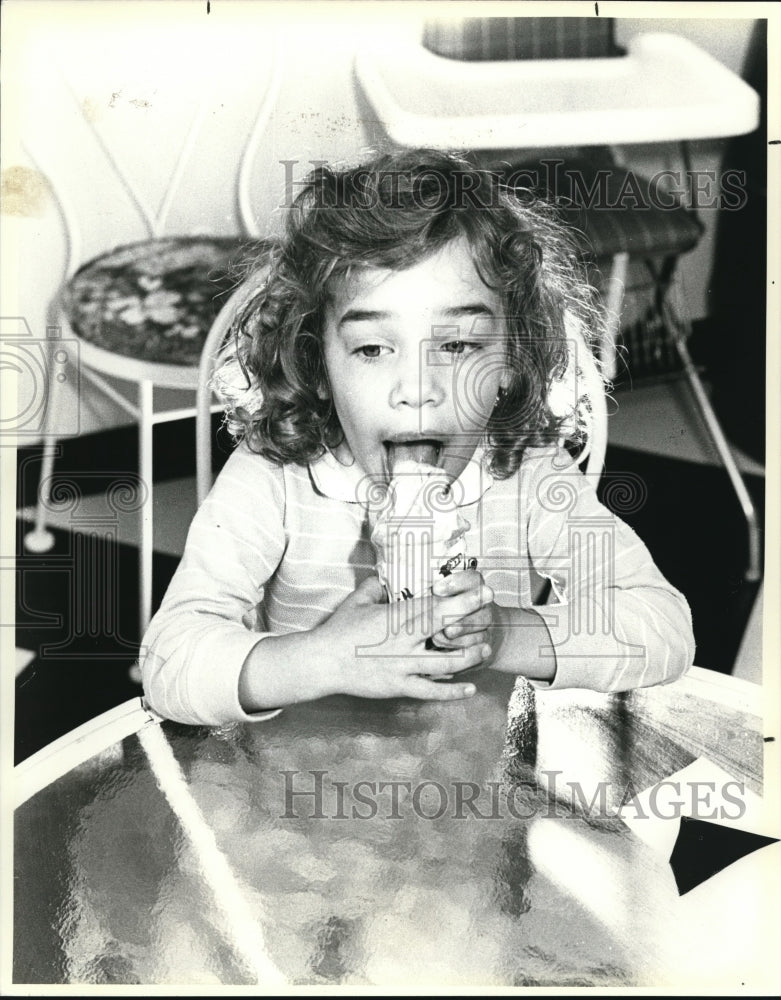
[322,238,509,482]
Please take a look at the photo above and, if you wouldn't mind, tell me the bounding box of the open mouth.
[383,439,444,473]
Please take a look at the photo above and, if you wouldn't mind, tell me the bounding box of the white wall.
[2,3,759,443]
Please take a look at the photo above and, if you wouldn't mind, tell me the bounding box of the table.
[13,666,778,988]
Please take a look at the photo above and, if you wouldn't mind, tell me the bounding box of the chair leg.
[24,341,65,553]
[672,329,762,583]
[196,381,213,507]
[658,261,761,582]
[616,250,760,584]
[139,381,154,638]
[601,252,628,381]
[128,381,154,686]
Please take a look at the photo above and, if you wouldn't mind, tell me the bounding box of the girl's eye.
[441,341,478,355]
[354,344,388,361]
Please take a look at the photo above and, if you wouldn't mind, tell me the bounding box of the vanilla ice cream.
[370,460,470,603]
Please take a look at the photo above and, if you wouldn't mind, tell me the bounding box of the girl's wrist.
[300,623,345,700]
[240,628,339,710]
[488,603,557,682]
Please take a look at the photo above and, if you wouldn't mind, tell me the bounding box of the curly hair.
[218,148,605,480]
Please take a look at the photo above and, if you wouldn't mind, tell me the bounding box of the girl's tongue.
[386,440,441,471]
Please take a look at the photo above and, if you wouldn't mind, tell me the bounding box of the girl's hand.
[313,574,494,702]
[428,568,495,651]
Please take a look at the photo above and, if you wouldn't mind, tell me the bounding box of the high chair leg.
[673,331,762,583]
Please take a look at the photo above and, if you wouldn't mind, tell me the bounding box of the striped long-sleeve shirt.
[140,442,695,725]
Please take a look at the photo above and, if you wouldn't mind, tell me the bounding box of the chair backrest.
[422,17,622,62]
[20,18,280,271]
[569,325,608,479]
[196,281,262,504]
[15,12,281,435]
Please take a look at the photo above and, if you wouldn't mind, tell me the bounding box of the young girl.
[140,149,695,726]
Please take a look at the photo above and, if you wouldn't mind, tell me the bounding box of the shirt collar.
[308,445,493,507]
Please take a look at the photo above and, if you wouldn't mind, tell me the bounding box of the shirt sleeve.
[140,443,287,725]
[523,448,696,692]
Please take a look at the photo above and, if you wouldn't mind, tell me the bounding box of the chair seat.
[62,237,266,366]
[504,159,704,259]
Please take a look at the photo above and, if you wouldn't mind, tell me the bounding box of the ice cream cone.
[370,461,470,604]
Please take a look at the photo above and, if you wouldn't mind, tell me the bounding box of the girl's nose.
[389,353,445,409]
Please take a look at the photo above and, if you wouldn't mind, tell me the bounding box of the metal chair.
[20,33,282,639]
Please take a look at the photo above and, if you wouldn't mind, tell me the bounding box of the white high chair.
[354,14,762,582]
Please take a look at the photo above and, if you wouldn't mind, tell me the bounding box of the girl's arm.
[140,444,289,725]
[237,573,492,712]
[431,449,694,690]
[511,448,695,692]
[141,445,493,724]
[425,571,558,684]
[483,603,558,683]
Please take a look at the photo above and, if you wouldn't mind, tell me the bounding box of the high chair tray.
[355,32,759,149]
